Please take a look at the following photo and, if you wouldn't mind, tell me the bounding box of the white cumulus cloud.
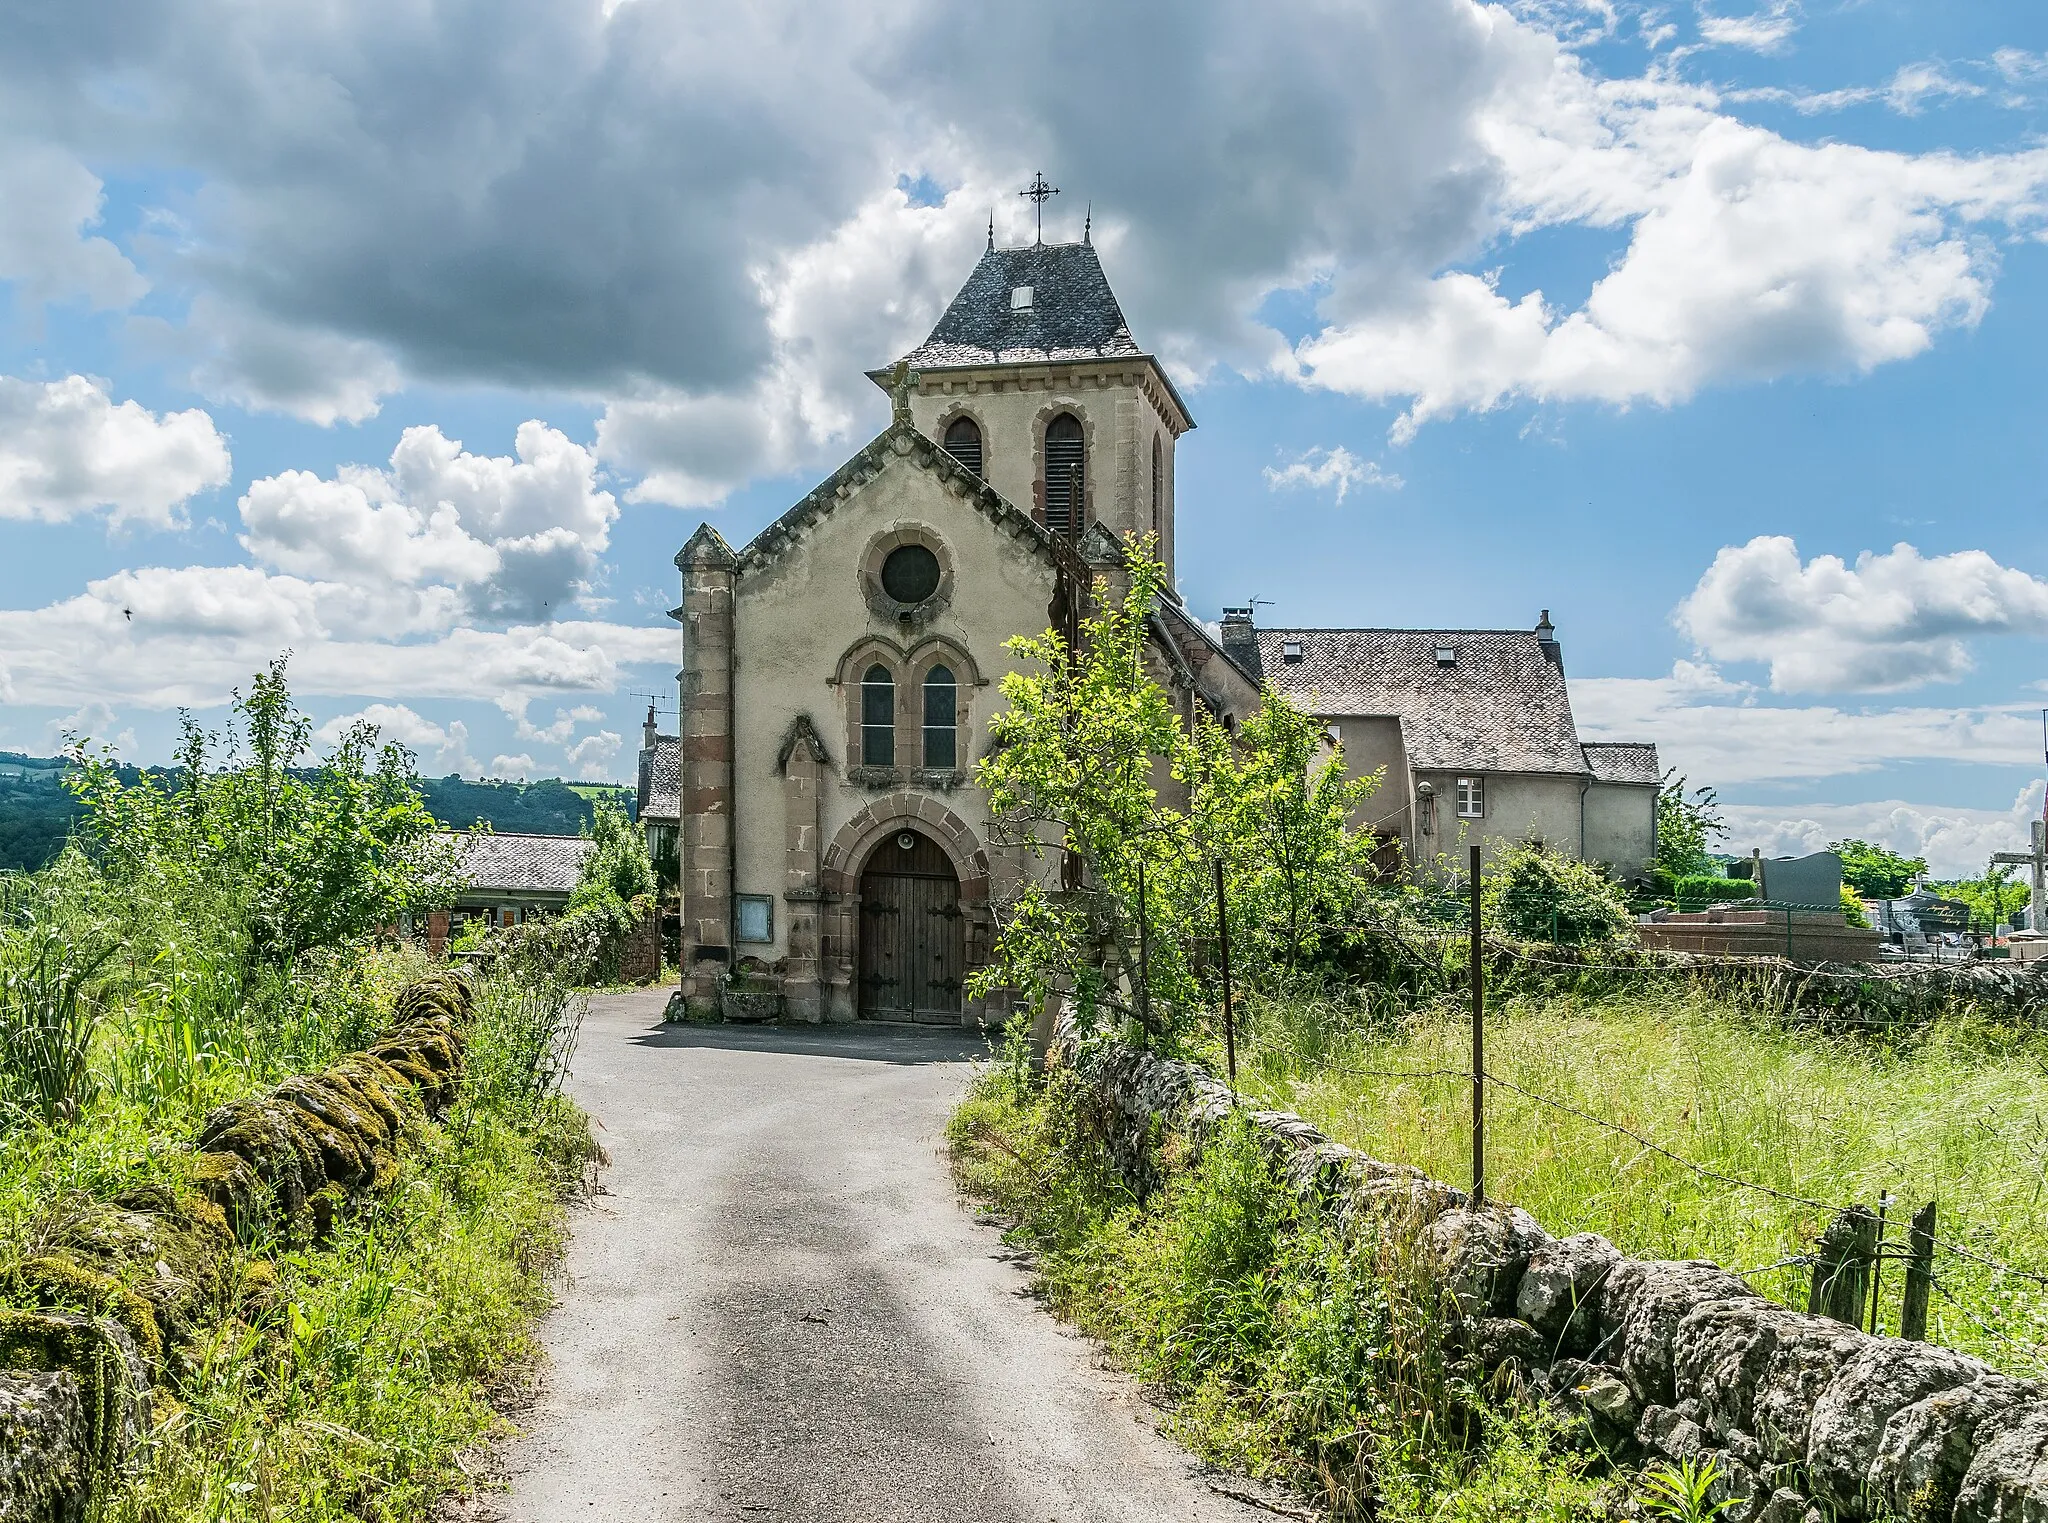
[240,421,618,620]
[489,754,538,781]
[565,729,624,782]
[0,142,147,312]
[314,703,476,775]
[0,376,231,527]
[1675,536,2048,693]
[1262,446,1403,503]
[1719,782,2044,881]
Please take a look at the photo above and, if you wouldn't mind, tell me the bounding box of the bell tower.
[872,229,1194,587]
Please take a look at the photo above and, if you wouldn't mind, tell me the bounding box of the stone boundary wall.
[1074,1036,2048,1523]
[0,971,476,1523]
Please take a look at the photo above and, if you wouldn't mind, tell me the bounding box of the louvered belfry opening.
[1044,413,1084,535]
[943,416,983,478]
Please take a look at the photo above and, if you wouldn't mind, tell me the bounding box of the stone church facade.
[641,235,1657,1025]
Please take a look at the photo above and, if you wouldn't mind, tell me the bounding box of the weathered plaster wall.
[1325,715,1413,845]
[1075,1033,2048,1523]
[730,438,1059,1018]
[1584,780,1658,877]
[1412,770,1586,868]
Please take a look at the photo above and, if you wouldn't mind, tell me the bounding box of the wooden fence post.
[1214,859,1236,1089]
[1469,842,1485,1211]
[1809,1205,1878,1328]
[1900,1201,1938,1342]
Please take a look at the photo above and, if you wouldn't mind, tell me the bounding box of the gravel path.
[497,989,1272,1523]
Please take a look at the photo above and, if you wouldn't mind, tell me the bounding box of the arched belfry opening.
[857,828,964,1022]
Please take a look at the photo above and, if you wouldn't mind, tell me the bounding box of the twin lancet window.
[860,663,958,771]
[940,412,1093,538]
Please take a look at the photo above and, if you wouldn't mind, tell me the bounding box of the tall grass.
[949,1054,1612,1521]
[1235,984,2048,1376]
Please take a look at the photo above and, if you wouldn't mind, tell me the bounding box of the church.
[638,228,1659,1025]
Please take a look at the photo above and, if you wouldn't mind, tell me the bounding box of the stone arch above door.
[822,792,991,903]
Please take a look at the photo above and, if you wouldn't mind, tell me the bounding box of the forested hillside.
[0,752,632,870]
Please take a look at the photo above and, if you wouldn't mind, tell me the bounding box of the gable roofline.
[734,417,1066,577]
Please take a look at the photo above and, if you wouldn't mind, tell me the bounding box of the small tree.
[973,536,1384,1038]
[1655,771,1725,879]
[1831,839,1929,900]
[570,797,655,913]
[66,657,463,965]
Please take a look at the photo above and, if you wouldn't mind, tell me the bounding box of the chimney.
[1535,609,1563,671]
[1219,606,1262,680]
[642,700,659,750]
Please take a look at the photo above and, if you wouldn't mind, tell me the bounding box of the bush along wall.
[1072,1026,2048,1523]
[0,970,475,1522]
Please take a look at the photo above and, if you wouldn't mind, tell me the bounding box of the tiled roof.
[1255,628,1589,776]
[638,734,680,822]
[438,831,593,895]
[900,242,1143,368]
[1583,741,1661,786]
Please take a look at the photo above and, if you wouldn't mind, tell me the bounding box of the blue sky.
[2,0,2045,874]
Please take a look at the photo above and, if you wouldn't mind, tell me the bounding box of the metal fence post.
[1470,842,1485,1211]
[1214,859,1236,1088]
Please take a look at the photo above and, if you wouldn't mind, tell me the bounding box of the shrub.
[1671,876,1757,909]
[1485,843,1632,946]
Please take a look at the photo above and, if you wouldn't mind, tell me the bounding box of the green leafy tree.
[65,657,464,966]
[1186,689,1381,970]
[1655,772,1725,879]
[569,797,656,914]
[972,536,1381,1037]
[1831,839,1929,900]
[1931,866,2029,935]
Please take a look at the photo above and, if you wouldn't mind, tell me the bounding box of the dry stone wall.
[0,971,476,1523]
[1077,1037,2048,1523]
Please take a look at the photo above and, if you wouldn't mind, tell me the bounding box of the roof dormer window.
[1010,285,1034,310]
[1281,639,1303,664]
[1435,645,1457,667]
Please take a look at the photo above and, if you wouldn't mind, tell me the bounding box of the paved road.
[498,989,1269,1523]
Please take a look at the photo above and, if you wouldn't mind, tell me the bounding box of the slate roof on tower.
[1251,628,1591,777]
[900,241,1144,368]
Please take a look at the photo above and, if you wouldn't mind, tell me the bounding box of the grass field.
[1232,984,2048,1377]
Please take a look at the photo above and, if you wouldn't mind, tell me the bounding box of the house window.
[1281,639,1303,664]
[1456,776,1486,819]
[1436,645,1458,667]
[1011,285,1034,310]
[1044,412,1084,534]
[861,664,895,766]
[923,664,958,769]
[943,416,983,478]
[1150,435,1162,536]
[735,895,774,943]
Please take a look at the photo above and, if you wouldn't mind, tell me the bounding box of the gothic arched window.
[1044,413,1084,535]
[943,416,983,478]
[861,664,895,767]
[1150,435,1163,537]
[923,665,957,770]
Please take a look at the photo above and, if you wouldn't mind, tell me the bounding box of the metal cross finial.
[1019,171,1059,244]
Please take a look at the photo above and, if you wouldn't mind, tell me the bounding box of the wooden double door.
[858,830,964,1022]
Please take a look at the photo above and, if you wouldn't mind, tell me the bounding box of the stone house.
[1219,613,1659,877]
[642,233,1656,1025]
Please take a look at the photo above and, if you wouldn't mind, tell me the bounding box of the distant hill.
[0,754,634,872]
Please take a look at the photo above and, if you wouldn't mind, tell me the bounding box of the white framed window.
[735,895,774,944]
[1281,639,1303,664]
[1011,285,1034,310]
[1435,644,1458,667]
[1456,776,1486,819]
